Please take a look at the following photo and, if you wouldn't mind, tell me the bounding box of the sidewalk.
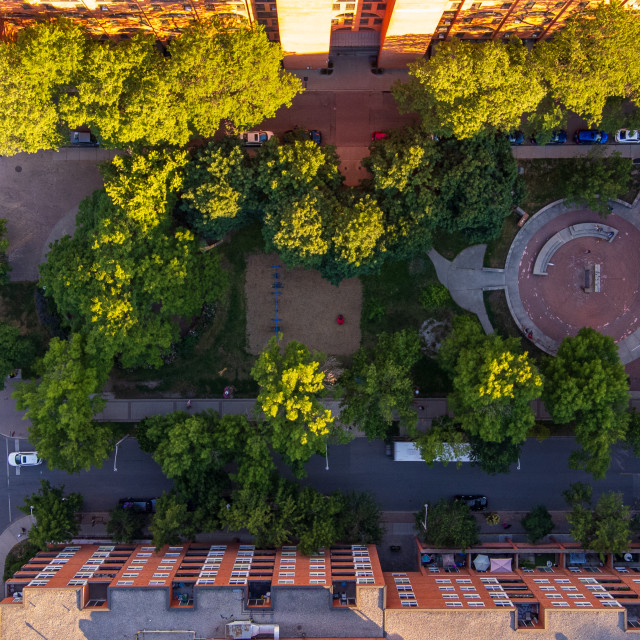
[0,515,33,596]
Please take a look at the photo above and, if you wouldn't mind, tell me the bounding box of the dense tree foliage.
[565,484,631,558]
[252,337,335,470]
[469,436,521,475]
[533,1,640,128]
[179,140,255,240]
[340,330,421,440]
[107,505,148,544]
[0,322,35,389]
[40,189,227,369]
[562,151,632,216]
[0,19,301,153]
[542,328,629,479]
[441,316,543,445]
[521,505,554,544]
[415,416,469,468]
[13,334,114,473]
[417,500,480,551]
[394,38,544,139]
[20,481,83,550]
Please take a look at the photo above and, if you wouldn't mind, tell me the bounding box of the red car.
[371,131,389,141]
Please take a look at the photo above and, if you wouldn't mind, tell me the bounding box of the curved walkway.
[428,246,504,334]
[0,515,33,596]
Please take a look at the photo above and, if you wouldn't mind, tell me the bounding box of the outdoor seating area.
[516,603,540,628]
[472,554,515,573]
[171,581,194,607]
[567,552,605,573]
[247,580,272,607]
[625,604,640,628]
[421,552,466,572]
[614,553,640,573]
[333,580,357,607]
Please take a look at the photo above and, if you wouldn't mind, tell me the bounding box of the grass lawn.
[360,257,458,395]
[519,158,640,213]
[112,224,264,398]
[484,214,520,268]
[0,282,49,375]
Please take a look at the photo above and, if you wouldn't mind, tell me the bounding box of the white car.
[8,451,42,467]
[615,129,640,143]
[239,131,274,146]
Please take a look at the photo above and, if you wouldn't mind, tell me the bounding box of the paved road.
[3,432,640,535]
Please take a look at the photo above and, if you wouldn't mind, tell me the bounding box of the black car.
[454,494,488,511]
[69,130,99,147]
[119,498,157,513]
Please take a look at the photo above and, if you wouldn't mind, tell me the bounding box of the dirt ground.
[245,253,362,357]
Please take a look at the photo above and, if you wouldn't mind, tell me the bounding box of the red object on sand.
[336,314,345,325]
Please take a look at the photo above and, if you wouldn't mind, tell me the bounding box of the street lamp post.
[29,505,34,520]
[113,435,129,472]
[423,504,428,530]
[325,443,329,471]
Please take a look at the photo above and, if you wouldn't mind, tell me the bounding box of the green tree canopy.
[469,436,522,475]
[179,140,255,240]
[433,132,522,243]
[394,37,544,139]
[40,189,227,368]
[542,328,629,479]
[13,334,113,473]
[533,1,640,127]
[566,490,631,559]
[20,481,83,550]
[0,322,36,389]
[417,499,480,551]
[0,19,86,155]
[151,492,195,550]
[442,316,543,444]
[415,416,469,468]
[562,150,632,216]
[106,505,148,544]
[340,330,421,441]
[521,505,554,544]
[251,337,335,470]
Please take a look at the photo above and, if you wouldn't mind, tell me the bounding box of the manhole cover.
[15,166,22,172]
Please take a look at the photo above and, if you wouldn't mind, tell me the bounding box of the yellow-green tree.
[251,337,335,471]
[441,317,543,444]
[394,37,544,139]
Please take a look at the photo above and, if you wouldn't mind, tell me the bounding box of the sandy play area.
[245,253,362,357]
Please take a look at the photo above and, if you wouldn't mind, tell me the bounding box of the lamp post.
[423,504,428,530]
[29,505,34,520]
[325,443,329,471]
[113,435,129,472]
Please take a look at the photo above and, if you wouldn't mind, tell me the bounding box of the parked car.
[454,494,488,511]
[119,498,157,513]
[371,131,389,141]
[239,131,274,146]
[283,128,322,144]
[574,129,608,144]
[615,129,640,144]
[508,131,524,145]
[69,130,99,147]
[8,451,42,467]
[546,130,567,145]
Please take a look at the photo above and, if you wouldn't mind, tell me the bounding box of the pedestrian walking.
[186,400,191,409]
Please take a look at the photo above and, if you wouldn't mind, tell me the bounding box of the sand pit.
[245,253,362,357]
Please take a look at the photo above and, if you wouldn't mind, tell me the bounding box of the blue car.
[574,129,608,144]
[508,131,524,145]
[308,130,322,144]
[546,130,567,145]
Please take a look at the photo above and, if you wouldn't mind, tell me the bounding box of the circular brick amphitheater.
[504,203,640,362]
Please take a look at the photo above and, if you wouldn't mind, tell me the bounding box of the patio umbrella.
[490,557,513,573]
[473,554,490,571]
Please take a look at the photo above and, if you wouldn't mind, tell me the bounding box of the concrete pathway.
[428,245,505,334]
[0,515,33,596]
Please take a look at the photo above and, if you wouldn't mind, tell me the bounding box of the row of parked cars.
[509,128,640,145]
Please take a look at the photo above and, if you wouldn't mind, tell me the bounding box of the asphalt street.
[3,435,640,535]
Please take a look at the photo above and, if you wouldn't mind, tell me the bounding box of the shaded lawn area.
[360,257,455,395]
[519,158,640,213]
[112,224,263,398]
[0,282,49,376]
[484,214,520,269]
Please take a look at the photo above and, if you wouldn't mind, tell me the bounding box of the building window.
[362,2,372,7]
[377,3,387,9]
[501,2,512,6]
[256,3,265,9]
[346,2,355,8]
[344,18,353,24]
[374,17,382,23]
[333,3,341,9]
